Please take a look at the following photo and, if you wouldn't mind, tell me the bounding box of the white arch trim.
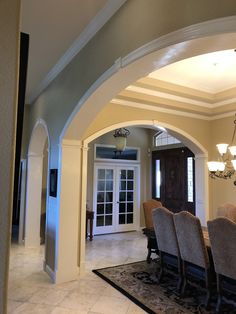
[28,119,50,156]
[25,119,50,249]
[61,16,236,141]
[84,119,207,155]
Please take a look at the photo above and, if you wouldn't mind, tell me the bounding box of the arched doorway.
[75,120,208,274]
[25,119,50,248]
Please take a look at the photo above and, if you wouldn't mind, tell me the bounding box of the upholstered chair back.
[217,203,236,223]
[174,211,209,268]
[143,199,162,229]
[207,217,236,279]
[152,207,179,257]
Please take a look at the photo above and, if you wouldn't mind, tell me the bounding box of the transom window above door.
[95,144,140,162]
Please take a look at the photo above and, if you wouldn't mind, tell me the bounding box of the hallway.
[8,232,147,314]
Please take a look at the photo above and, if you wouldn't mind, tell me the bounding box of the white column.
[195,154,209,226]
[55,140,82,283]
[25,154,43,247]
[79,142,89,275]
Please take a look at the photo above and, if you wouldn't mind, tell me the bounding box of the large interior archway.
[56,19,236,282]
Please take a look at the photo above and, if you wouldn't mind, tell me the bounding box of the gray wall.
[0,1,20,312]
[23,0,236,161]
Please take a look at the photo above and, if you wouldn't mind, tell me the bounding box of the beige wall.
[83,104,211,154]
[0,1,20,312]
[209,116,236,215]
[87,127,152,227]
[85,107,236,218]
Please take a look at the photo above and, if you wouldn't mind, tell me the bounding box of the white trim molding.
[122,16,236,67]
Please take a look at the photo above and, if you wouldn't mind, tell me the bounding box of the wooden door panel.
[152,147,195,215]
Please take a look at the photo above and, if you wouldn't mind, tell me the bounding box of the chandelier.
[113,128,130,152]
[208,115,236,180]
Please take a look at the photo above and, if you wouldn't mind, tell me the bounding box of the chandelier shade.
[113,128,130,152]
[208,114,236,182]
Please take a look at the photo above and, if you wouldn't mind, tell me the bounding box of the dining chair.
[143,199,162,262]
[207,217,236,313]
[217,202,236,223]
[152,206,182,291]
[174,211,214,307]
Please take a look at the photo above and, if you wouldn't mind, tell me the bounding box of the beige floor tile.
[51,307,88,314]
[28,287,69,306]
[7,300,23,313]
[101,286,127,300]
[8,232,148,314]
[59,291,100,311]
[90,295,130,314]
[10,302,54,314]
[8,285,41,302]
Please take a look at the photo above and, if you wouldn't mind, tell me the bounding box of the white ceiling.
[20,0,126,104]
[149,49,236,93]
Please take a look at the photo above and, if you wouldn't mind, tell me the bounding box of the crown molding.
[27,0,127,104]
[111,98,211,120]
[111,98,236,121]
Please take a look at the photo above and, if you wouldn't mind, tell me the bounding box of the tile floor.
[8,232,148,314]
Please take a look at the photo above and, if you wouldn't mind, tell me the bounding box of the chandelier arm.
[230,115,236,145]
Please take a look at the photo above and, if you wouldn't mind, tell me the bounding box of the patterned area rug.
[93,261,235,314]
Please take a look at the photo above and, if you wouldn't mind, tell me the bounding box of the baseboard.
[54,265,80,284]
[44,260,55,282]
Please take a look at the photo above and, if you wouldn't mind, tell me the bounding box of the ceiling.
[149,49,236,93]
[20,2,236,120]
[20,0,125,104]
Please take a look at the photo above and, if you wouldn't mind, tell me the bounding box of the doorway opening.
[152,147,195,214]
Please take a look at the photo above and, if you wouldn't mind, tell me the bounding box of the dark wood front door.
[152,147,195,214]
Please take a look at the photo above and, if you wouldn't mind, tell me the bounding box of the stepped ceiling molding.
[112,49,236,120]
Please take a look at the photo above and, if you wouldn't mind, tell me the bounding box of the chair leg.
[181,261,187,296]
[177,258,183,294]
[157,251,164,283]
[146,248,152,263]
[216,274,222,313]
[204,268,212,309]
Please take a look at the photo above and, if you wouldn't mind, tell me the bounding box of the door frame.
[93,162,140,234]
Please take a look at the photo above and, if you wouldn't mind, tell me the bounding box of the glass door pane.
[94,165,137,235]
[118,168,134,227]
[95,167,114,233]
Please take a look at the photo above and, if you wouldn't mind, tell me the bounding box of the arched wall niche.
[25,119,50,255]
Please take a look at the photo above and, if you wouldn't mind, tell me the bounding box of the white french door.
[93,164,138,235]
